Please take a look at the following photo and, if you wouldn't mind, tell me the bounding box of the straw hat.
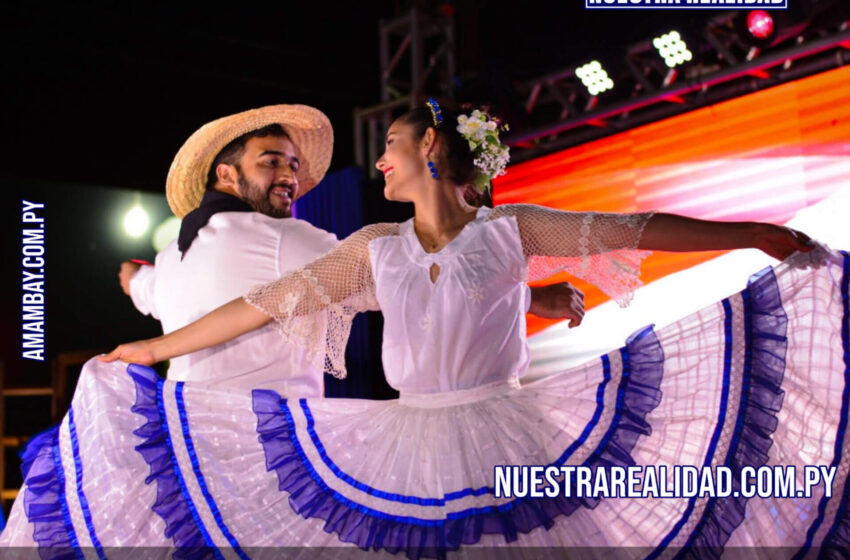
[166,104,334,218]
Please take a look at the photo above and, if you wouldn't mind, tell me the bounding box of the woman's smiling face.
[375,119,429,202]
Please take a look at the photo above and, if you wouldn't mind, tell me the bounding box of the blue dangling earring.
[427,161,439,179]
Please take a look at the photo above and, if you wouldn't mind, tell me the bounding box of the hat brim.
[166,104,333,218]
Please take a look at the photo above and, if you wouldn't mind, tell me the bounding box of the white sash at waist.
[398,377,521,408]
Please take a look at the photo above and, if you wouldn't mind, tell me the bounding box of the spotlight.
[734,5,811,49]
[152,216,181,251]
[575,61,614,96]
[747,11,774,40]
[123,205,150,238]
[652,31,693,68]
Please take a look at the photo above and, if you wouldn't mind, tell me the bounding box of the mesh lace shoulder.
[488,204,654,306]
[244,222,400,379]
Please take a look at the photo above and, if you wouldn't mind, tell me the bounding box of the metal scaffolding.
[354,5,849,170]
[354,9,456,177]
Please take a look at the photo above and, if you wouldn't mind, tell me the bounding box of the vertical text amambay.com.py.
[22,200,46,361]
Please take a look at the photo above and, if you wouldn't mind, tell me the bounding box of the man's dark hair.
[205,124,290,191]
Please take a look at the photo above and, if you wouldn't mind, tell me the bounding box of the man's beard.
[237,172,292,218]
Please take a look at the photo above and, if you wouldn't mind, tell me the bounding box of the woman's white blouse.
[370,206,530,393]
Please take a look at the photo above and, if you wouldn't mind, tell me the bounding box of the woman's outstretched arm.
[493,204,813,261]
[99,298,269,366]
[639,213,814,260]
[490,204,816,306]
[99,223,396,369]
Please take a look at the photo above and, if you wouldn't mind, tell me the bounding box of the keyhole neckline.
[429,262,441,284]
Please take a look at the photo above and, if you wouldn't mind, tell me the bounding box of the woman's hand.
[753,223,814,261]
[98,340,158,366]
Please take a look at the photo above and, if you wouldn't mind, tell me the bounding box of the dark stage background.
[2,0,827,518]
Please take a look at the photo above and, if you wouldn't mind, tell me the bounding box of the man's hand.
[118,261,142,296]
[528,282,585,328]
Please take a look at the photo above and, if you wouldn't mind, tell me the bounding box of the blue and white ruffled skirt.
[1,250,849,559]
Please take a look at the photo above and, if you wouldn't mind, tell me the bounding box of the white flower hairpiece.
[456,109,510,193]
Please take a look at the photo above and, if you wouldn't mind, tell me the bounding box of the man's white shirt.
[129,211,338,396]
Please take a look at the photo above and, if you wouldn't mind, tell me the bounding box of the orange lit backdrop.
[494,66,850,335]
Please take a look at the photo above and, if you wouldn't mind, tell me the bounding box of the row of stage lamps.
[574,10,776,97]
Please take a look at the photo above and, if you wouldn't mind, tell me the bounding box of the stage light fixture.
[652,31,693,68]
[152,216,181,251]
[575,61,614,96]
[123,205,150,238]
[747,11,774,40]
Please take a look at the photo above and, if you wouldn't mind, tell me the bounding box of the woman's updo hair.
[397,106,478,187]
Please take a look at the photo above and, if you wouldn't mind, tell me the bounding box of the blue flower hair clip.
[426,98,443,127]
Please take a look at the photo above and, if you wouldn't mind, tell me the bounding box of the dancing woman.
[6,101,849,558]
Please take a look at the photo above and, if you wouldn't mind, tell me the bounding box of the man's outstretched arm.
[528,282,585,328]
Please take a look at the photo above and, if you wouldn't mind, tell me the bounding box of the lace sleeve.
[244,222,399,379]
[490,204,655,306]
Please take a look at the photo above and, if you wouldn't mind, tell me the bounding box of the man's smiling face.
[234,135,301,218]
